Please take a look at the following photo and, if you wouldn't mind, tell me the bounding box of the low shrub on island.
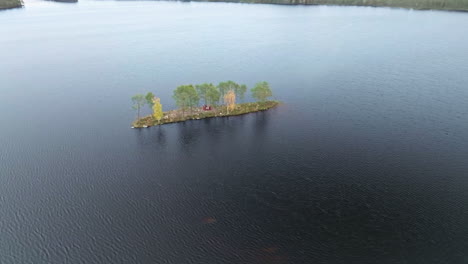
[131,81,278,127]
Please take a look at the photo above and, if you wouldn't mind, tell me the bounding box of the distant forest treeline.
[0,0,23,10]
[2,0,467,11]
[0,0,78,10]
[190,0,468,11]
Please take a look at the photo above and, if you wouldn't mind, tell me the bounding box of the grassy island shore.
[0,0,23,10]
[132,101,280,128]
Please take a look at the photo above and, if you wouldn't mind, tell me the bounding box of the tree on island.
[173,85,199,116]
[131,81,276,127]
[152,97,163,123]
[131,94,146,119]
[251,81,273,102]
[145,92,155,108]
[217,81,247,103]
[206,84,221,106]
[224,90,236,114]
[235,84,247,103]
[217,81,237,104]
[196,83,219,106]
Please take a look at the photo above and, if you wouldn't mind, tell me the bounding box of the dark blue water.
[1,1,468,263]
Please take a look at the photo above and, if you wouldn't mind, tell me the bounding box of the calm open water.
[1,1,468,263]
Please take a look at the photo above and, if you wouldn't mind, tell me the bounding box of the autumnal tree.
[173,85,199,116]
[224,90,236,114]
[131,94,146,119]
[218,81,247,103]
[251,81,273,102]
[152,97,163,123]
[217,81,237,104]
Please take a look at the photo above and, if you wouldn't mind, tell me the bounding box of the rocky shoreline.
[132,101,280,128]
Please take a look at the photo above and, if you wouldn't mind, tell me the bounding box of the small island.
[131,81,279,128]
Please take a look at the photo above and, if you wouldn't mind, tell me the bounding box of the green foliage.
[251,81,273,102]
[173,85,199,112]
[206,85,221,106]
[145,92,155,107]
[196,83,212,105]
[197,83,220,106]
[235,84,247,102]
[131,94,146,119]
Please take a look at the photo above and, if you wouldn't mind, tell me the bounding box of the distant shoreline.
[47,0,78,3]
[2,0,467,12]
[0,0,23,10]
[0,0,80,10]
[186,0,468,12]
[132,101,280,128]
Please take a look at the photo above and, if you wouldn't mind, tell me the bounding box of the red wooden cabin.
[202,105,212,111]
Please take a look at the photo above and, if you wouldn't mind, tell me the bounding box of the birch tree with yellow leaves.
[152,97,163,124]
[224,90,236,114]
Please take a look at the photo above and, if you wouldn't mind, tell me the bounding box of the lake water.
[1,1,468,263]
